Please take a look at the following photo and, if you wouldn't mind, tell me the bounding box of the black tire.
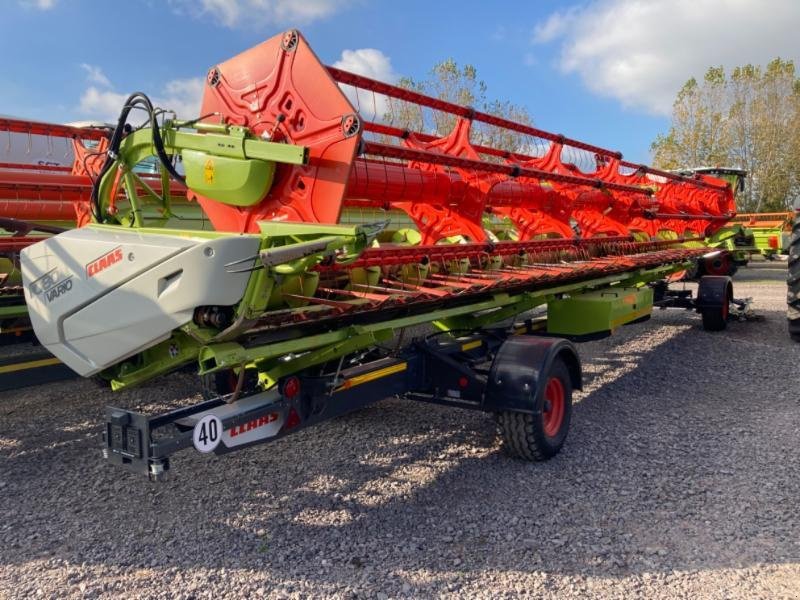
[788,211,800,341]
[701,306,727,331]
[701,292,729,332]
[497,357,572,461]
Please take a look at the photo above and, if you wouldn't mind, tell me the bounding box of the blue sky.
[3,0,798,163]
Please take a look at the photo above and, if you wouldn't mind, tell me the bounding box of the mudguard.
[484,336,581,414]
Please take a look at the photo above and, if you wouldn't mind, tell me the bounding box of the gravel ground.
[1,261,799,599]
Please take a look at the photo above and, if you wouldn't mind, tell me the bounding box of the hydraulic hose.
[90,92,185,222]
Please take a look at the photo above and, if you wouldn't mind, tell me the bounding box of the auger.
[13,30,749,478]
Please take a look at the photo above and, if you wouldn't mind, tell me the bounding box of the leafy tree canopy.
[652,59,800,211]
[390,59,533,153]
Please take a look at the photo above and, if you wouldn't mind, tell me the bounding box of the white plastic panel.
[21,227,260,376]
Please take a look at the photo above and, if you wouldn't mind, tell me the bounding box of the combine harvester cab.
[15,30,751,479]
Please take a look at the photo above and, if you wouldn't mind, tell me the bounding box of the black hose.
[90,92,185,222]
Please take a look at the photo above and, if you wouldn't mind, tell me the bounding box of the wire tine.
[224,254,259,268]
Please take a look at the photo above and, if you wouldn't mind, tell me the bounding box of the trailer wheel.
[700,281,731,332]
[789,319,800,342]
[702,252,736,277]
[788,211,800,341]
[498,357,572,461]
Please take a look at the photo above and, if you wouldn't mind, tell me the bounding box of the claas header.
[4,30,748,478]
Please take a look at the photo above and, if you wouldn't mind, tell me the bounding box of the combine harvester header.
[12,30,747,479]
[196,30,734,241]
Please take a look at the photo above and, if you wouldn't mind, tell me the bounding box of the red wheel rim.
[706,254,730,276]
[542,376,565,438]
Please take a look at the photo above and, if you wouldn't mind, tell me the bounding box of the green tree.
[652,60,800,211]
[385,59,533,153]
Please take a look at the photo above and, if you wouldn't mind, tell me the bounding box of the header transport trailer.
[16,31,749,479]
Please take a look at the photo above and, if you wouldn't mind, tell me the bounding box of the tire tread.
[497,358,572,462]
[789,212,800,341]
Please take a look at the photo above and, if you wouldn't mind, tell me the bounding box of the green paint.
[547,286,654,336]
[0,304,28,319]
[95,122,307,228]
[103,331,202,391]
[161,260,690,396]
[85,116,702,393]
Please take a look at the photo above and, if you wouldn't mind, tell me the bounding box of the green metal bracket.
[104,331,202,391]
[95,123,308,227]
[257,330,393,389]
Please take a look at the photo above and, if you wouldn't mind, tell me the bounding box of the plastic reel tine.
[353,83,361,115]
[371,89,379,123]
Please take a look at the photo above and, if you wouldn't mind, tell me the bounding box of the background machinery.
[13,31,746,478]
[708,210,791,268]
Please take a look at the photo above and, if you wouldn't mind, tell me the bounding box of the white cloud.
[532,8,578,44]
[78,88,127,123]
[76,46,396,125]
[20,0,56,9]
[333,48,397,83]
[159,78,206,119]
[79,77,204,123]
[167,0,345,28]
[80,64,111,88]
[533,0,800,115]
[332,48,398,120]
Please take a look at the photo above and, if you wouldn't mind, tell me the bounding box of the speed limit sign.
[193,414,223,453]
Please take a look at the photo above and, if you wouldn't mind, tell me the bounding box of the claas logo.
[87,247,123,277]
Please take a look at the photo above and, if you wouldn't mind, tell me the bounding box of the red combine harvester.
[10,31,749,478]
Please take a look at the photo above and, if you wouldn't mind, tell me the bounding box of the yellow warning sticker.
[204,159,215,184]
